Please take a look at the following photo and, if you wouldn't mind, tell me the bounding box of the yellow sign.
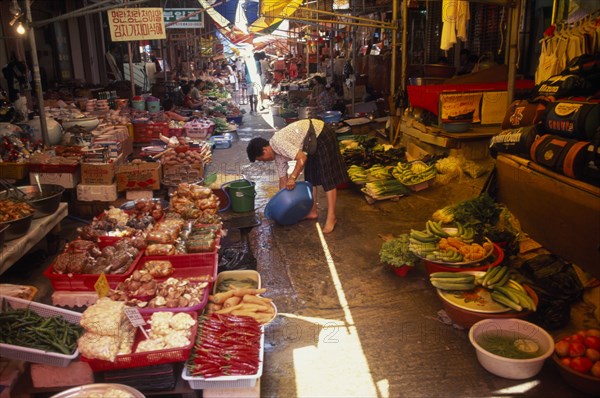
[94,273,110,298]
[108,8,166,42]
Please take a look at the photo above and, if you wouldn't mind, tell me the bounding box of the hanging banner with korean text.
[164,8,204,29]
[108,8,166,42]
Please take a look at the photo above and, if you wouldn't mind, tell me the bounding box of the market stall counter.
[1,202,68,276]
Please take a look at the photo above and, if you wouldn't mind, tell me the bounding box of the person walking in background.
[246,118,349,233]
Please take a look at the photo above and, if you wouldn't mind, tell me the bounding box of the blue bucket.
[147,100,160,113]
[132,100,145,111]
[264,182,313,226]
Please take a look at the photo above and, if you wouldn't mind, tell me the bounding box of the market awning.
[197,0,253,43]
[248,0,303,33]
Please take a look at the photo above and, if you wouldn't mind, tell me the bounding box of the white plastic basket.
[0,295,81,367]
[182,329,264,389]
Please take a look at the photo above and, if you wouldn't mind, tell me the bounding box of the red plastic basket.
[44,249,144,291]
[133,123,169,143]
[105,254,218,314]
[81,311,198,371]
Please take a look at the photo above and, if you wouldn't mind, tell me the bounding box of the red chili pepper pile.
[188,313,262,378]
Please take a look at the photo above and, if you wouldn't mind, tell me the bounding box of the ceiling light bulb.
[16,21,25,35]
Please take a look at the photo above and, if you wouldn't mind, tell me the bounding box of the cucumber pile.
[429,267,536,312]
[392,161,436,186]
[409,220,480,263]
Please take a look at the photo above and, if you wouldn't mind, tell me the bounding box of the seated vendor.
[182,83,203,110]
[162,99,189,122]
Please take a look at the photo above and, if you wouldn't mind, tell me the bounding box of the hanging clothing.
[440,0,470,51]
[534,16,600,84]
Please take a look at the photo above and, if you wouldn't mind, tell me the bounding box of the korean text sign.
[108,8,166,42]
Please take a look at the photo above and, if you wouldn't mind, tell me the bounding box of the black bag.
[302,120,318,155]
[533,74,592,99]
[529,134,592,179]
[542,101,600,140]
[489,126,539,159]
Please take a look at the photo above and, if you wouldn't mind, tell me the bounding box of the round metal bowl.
[0,224,9,247]
[0,212,34,241]
[5,185,65,219]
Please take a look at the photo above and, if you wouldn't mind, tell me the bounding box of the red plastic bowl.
[423,243,505,275]
[438,284,538,329]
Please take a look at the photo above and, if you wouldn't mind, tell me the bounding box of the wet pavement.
[0,104,585,397]
[210,106,583,397]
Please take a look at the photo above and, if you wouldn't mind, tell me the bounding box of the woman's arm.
[285,150,308,190]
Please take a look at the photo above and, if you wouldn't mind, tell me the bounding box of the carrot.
[242,295,272,305]
[223,296,242,308]
[211,291,235,304]
[232,288,267,297]
[238,303,269,312]
[254,313,275,323]
[206,303,223,313]
[214,303,244,314]
[230,310,262,317]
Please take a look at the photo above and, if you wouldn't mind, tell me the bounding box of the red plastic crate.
[81,311,198,371]
[133,123,169,143]
[44,249,144,291]
[141,249,219,282]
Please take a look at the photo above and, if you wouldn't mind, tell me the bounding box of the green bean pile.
[0,302,84,355]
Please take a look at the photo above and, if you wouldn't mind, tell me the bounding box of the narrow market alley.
[0,106,589,397]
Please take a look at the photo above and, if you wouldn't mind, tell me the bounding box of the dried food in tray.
[44,246,144,291]
[0,296,82,367]
[81,311,198,372]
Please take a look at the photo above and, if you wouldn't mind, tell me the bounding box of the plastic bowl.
[468,318,554,379]
[437,283,538,329]
[264,182,313,226]
[442,122,471,133]
[320,111,342,123]
[551,337,600,395]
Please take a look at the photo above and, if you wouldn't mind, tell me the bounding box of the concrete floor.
[213,107,583,398]
[0,103,585,397]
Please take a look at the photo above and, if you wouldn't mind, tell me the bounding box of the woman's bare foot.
[303,211,318,220]
[322,219,337,234]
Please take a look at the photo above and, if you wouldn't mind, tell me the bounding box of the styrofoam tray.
[0,295,81,367]
[182,329,264,389]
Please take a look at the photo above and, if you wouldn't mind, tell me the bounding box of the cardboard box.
[343,85,366,101]
[30,171,80,188]
[162,162,204,178]
[80,162,116,185]
[496,154,600,277]
[77,183,119,202]
[116,162,162,191]
[126,190,154,201]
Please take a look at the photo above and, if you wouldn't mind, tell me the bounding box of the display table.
[0,202,68,276]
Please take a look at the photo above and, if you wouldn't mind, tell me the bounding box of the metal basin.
[0,213,34,241]
[0,184,65,219]
[0,224,8,247]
